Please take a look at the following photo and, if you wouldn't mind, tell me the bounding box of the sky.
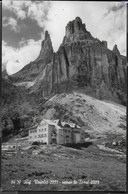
[2,1,126,75]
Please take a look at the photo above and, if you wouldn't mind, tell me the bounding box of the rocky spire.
[113,44,120,55]
[44,30,50,40]
[35,30,53,63]
[63,17,94,44]
[65,17,86,38]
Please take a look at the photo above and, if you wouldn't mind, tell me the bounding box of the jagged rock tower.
[9,17,127,105]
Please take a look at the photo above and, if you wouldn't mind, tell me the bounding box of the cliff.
[9,17,127,105]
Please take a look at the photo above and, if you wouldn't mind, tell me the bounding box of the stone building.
[28,119,85,145]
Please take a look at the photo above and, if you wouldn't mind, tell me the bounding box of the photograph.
[1,0,127,192]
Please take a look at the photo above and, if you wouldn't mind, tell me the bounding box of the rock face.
[63,17,94,44]
[10,17,127,105]
[35,30,53,63]
[113,44,120,55]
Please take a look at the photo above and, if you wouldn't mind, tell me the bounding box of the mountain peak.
[45,30,50,40]
[113,44,120,55]
[62,17,94,44]
[35,30,53,63]
[74,16,83,25]
[65,17,86,38]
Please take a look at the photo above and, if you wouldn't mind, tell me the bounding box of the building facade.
[29,120,56,144]
[28,119,85,145]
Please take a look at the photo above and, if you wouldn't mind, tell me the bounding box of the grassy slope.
[2,144,126,191]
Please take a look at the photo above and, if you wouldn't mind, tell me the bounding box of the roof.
[64,124,71,128]
[41,119,58,126]
[38,119,80,130]
[61,121,75,128]
[41,119,61,129]
[29,124,38,130]
[61,121,80,128]
[53,119,59,124]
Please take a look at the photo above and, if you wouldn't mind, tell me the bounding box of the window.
[38,134,47,138]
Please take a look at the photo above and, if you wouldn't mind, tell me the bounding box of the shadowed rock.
[113,44,120,55]
[35,30,53,63]
[9,17,127,105]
